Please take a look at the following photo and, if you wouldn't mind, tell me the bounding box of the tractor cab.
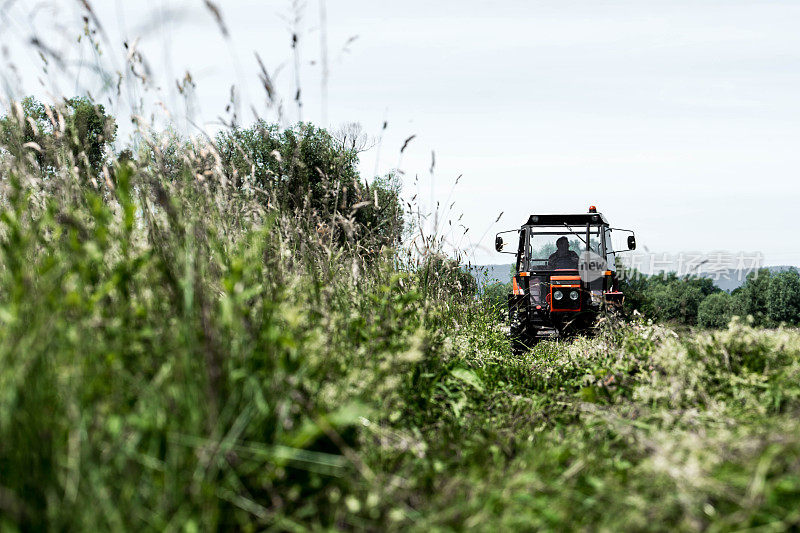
[495,206,636,350]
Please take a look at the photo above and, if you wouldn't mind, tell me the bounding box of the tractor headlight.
[569,290,579,301]
[553,290,564,301]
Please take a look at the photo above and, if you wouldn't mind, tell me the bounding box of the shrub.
[215,121,403,251]
[482,281,510,317]
[697,291,733,328]
[417,254,478,303]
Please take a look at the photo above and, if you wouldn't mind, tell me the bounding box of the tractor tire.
[510,323,537,354]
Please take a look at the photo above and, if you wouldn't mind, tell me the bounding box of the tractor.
[495,206,636,352]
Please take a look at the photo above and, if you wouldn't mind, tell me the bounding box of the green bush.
[482,281,510,317]
[215,121,403,251]
[698,291,733,328]
[727,269,800,327]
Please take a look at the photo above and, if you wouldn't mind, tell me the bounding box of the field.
[1,118,800,530]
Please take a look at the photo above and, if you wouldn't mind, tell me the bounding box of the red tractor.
[495,206,636,352]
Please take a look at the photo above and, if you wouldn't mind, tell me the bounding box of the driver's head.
[556,236,569,251]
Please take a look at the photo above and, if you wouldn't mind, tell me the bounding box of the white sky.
[2,0,799,266]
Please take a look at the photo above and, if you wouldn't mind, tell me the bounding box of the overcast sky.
[2,0,799,266]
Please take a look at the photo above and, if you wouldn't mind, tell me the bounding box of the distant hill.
[469,264,798,292]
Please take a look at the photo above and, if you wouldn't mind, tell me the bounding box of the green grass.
[396,320,800,531]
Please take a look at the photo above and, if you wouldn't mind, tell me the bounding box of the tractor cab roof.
[524,212,609,227]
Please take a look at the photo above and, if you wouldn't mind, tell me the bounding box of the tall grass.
[0,132,410,528]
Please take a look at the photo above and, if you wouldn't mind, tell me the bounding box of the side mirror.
[495,235,504,252]
[627,235,636,250]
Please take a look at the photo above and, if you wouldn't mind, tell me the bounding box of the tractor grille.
[550,280,582,312]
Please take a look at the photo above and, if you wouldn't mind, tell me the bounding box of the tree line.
[620,268,800,328]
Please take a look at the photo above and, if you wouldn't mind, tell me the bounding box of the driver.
[548,236,579,269]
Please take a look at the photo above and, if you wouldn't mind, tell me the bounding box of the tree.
[63,97,117,177]
[0,97,49,168]
[766,270,800,325]
[731,269,772,325]
[698,292,733,328]
[648,274,715,325]
[649,280,706,325]
[617,264,649,315]
[0,96,116,179]
[619,269,719,325]
[215,121,403,250]
[216,122,359,213]
[350,172,404,249]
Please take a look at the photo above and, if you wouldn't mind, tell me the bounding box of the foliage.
[482,280,510,317]
[0,96,116,179]
[697,291,733,328]
[621,267,800,328]
[766,269,800,325]
[214,121,403,251]
[621,271,718,325]
[63,97,118,177]
[417,253,478,303]
[731,269,774,325]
